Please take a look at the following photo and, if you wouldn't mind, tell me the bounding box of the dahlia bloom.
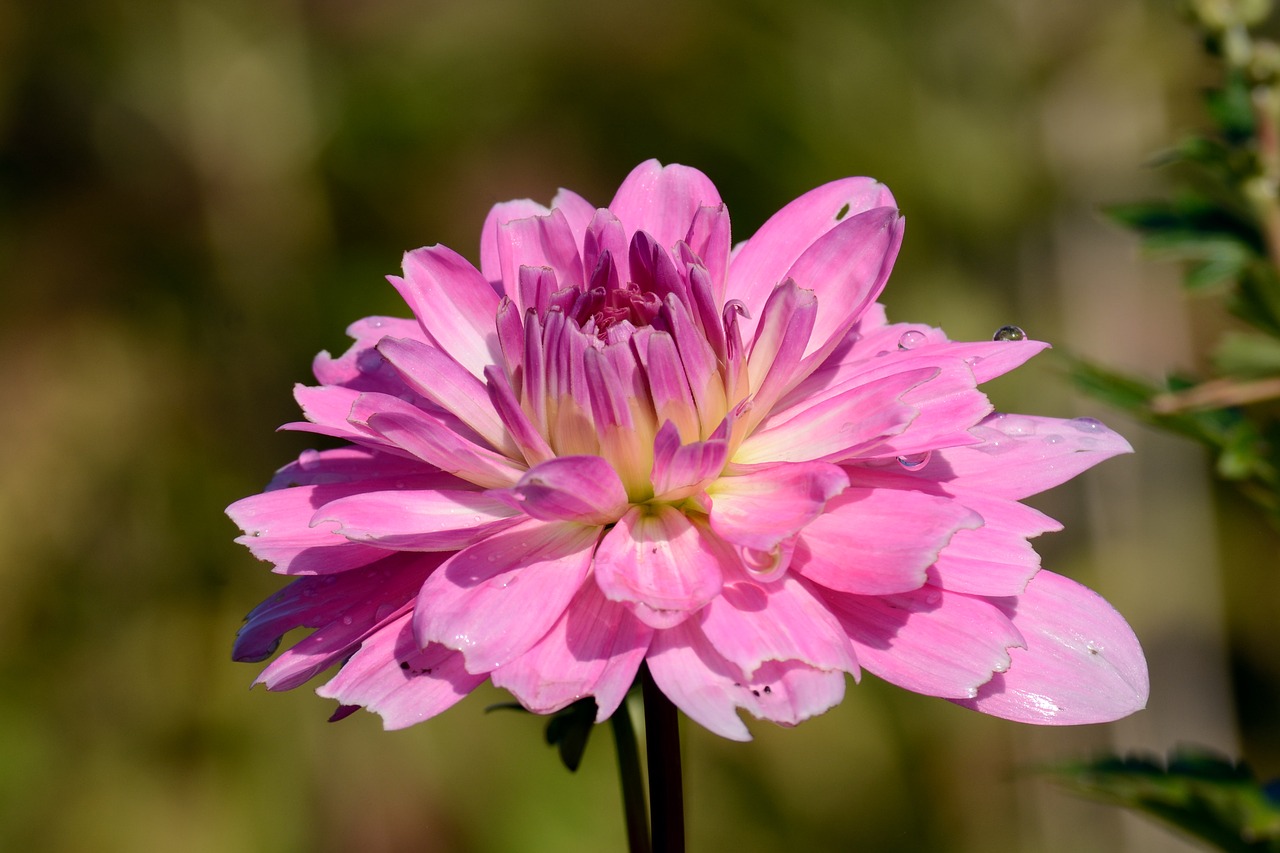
[229,160,1147,740]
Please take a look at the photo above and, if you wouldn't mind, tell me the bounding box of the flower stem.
[610,695,651,853]
[641,665,685,853]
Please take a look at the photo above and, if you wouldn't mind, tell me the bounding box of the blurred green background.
[2,0,1275,850]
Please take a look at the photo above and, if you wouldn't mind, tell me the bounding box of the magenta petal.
[594,506,729,626]
[824,585,1025,700]
[480,198,550,285]
[230,487,393,575]
[497,208,585,294]
[699,572,857,676]
[312,489,521,550]
[316,614,487,730]
[608,159,722,253]
[794,486,981,595]
[932,413,1134,500]
[312,316,425,389]
[650,418,731,501]
[928,497,1059,596]
[728,177,895,333]
[503,455,630,525]
[413,520,597,672]
[952,571,1149,724]
[708,461,847,552]
[392,245,501,379]
[490,579,653,720]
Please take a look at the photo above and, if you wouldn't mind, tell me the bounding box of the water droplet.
[897,452,931,470]
[875,350,891,357]
[298,449,322,470]
[995,415,1036,436]
[897,330,927,350]
[1069,416,1105,433]
[992,325,1026,342]
[472,515,483,524]
[394,480,406,490]
[356,349,385,373]
[341,615,353,626]
[963,355,984,368]
[924,589,942,606]
[1044,434,1063,445]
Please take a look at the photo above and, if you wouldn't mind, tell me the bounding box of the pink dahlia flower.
[229,160,1147,740]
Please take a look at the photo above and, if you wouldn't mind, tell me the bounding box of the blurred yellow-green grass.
[2,0,1275,850]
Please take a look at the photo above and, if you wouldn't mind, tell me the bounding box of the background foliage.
[1,0,1273,850]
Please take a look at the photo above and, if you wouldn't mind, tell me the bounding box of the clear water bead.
[298,449,322,470]
[897,330,927,350]
[897,452,931,470]
[992,325,1026,342]
[1069,416,1105,433]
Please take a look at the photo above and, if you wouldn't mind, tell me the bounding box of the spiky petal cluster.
[229,160,1147,740]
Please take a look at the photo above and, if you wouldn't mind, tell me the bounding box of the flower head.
[229,160,1147,740]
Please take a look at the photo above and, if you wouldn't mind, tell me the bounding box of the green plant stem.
[642,665,685,853]
[610,696,651,853]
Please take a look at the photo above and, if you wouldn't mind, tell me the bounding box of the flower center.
[578,282,662,339]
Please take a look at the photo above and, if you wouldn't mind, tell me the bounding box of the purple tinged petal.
[684,204,731,300]
[549,188,597,244]
[662,293,730,438]
[824,585,1025,700]
[283,384,394,449]
[734,368,930,465]
[952,571,1149,724]
[699,572,858,676]
[312,316,424,389]
[743,280,817,432]
[494,297,525,378]
[635,331,701,443]
[311,489,522,550]
[594,506,730,627]
[728,177,896,333]
[484,364,556,467]
[316,614,487,730]
[480,198,551,286]
[584,209,628,287]
[498,208,585,297]
[794,486,982,595]
[502,456,630,525]
[377,336,518,457]
[354,392,526,488]
[263,446,449,492]
[392,246,501,379]
[413,520,598,672]
[708,461,847,552]
[650,418,731,501]
[928,413,1134,500]
[490,579,653,720]
[517,266,560,319]
[608,159,722,254]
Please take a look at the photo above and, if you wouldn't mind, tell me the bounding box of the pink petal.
[926,413,1134,500]
[634,331,701,443]
[608,160,722,253]
[263,446,449,491]
[230,486,395,575]
[497,208,585,295]
[501,455,630,525]
[728,177,896,337]
[708,461,847,552]
[392,245,501,379]
[377,336,517,456]
[650,418,730,502]
[480,198,550,286]
[283,384,396,450]
[699,571,857,676]
[413,520,598,672]
[824,585,1025,700]
[734,368,929,464]
[684,204,731,300]
[490,579,653,720]
[794,486,981,595]
[312,316,425,389]
[952,571,1149,724]
[645,621,847,741]
[311,489,522,550]
[927,496,1059,596]
[593,506,730,627]
[742,280,817,429]
[316,614,487,730]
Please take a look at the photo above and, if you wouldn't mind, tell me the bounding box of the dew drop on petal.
[897,330,927,350]
[298,449,322,470]
[963,355,983,368]
[995,415,1036,436]
[341,615,354,626]
[356,349,385,373]
[1069,416,1105,433]
[896,452,931,470]
[992,325,1026,342]
[1044,434,1063,445]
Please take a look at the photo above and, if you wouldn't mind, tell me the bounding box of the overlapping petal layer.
[231,159,1147,739]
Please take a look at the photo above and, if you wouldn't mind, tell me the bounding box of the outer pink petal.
[824,585,1025,700]
[793,486,981,595]
[262,446,450,492]
[312,316,425,389]
[708,461,847,552]
[928,496,1060,596]
[311,489,522,551]
[500,455,630,525]
[413,520,598,672]
[230,486,397,575]
[479,198,550,286]
[728,177,895,336]
[608,160,722,253]
[497,208,585,294]
[921,413,1134,500]
[316,614,487,730]
[490,579,653,720]
[699,572,857,676]
[646,621,847,741]
[594,506,730,627]
[952,571,1148,724]
[650,418,730,502]
[392,245,501,379]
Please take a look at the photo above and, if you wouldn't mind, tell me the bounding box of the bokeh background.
[2,0,1275,850]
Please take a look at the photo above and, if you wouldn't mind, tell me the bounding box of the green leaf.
[543,697,598,773]
[1047,748,1280,852]
[1214,332,1280,377]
